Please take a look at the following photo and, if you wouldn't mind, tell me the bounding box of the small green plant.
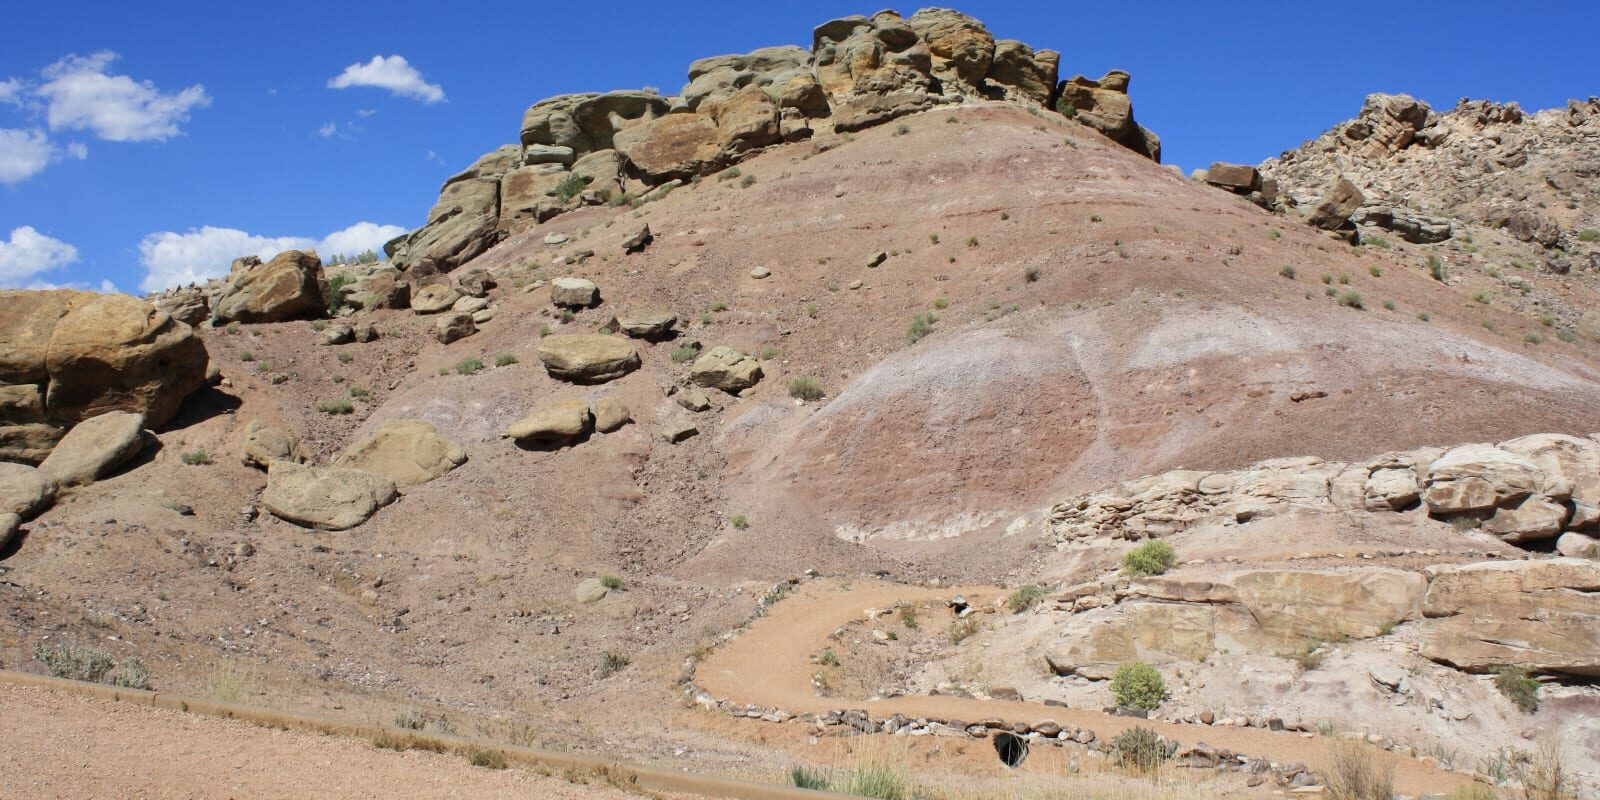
[1000,211,1010,221]
[1007,585,1047,614]
[1279,265,1296,279]
[327,273,355,314]
[455,358,484,375]
[1268,228,1282,239]
[671,345,699,363]
[1338,272,1352,285]
[729,514,750,529]
[1024,266,1040,282]
[948,617,981,644]
[1487,266,1501,278]
[34,643,148,689]
[717,167,742,182]
[787,377,824,401]
[906,312,936,343]
[350,386,370,400]
[1121,540,1176,576]
[1110,662,1168,710]
[1297,639,1329,671]
[596,652,630,678]
[710,300,729,312]
[469,748,508,769]
[225,321,241,335]
[494,352,518,367]
[759,346,778,359]
[966,235,979,248]
[1471,289,1491,304]
[932,297,949,309]
[208,659,261,703]
[1558,328,1577,343]
[1363,235,1391,249]
[805,303,819,319]
[835,761,908,800]
[740,173,757,188]
[928,232,940,245]
[818,648,840,667]
[331,373,345,384]
[1090,214,1103,223]
[1579,229,1600,242]
[317,398,354,414]
[238,350,255,362]
[337,351,354,364]
[1482,320,1496,332]
[1112,726,1166,773]
[1322,273,1334,285]
[1368,264,1382,277]
[560,309,575,323]
[1338,290,1364,309]
[600,574,625,590]
[1428,255,1447,281]
[1539,313,1555,327]
[538,323,551,337]
[1418,311,1431,322]
[1382,299,1397,311]
[180,449,211,466]
[554,173,586,202]
[791,766,831,791]
[1494,666,1539,713]
[1324,738,1395,800]
[898,606,919,629]
[1524,332,1544,345]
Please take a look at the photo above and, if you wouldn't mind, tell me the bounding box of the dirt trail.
[0,684,631,800]
[697,579,1471,796]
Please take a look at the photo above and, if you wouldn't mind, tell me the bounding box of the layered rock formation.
[0,290,209,464]
[387,8,1158,277]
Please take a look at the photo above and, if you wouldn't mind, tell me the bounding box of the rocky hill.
[3,8,1600,799]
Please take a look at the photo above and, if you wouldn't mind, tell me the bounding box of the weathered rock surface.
[239,420,303,470]
[507,399,593,444]
[0,462,56,519]
[211,250,329,324]
[1304,178,1365,231]
[1420,559,1600,677]
[410,284,461,314]
[537,335,640,383]
[689,346,763,393]
[435,312,476,344]
[335,419,466,488]
[0,512,18,551]
[151,287,209,325]
[573,577,609,604]
[262,462,398,531]
[593,397,631,433]
[1056,71,1160,161]
[611,312,677,340]
[37,411,146,486]
[550,278,599,308]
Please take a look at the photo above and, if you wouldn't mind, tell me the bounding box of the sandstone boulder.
[689,346,763,393]
[506,399,593,444]
[37,411,146,486]
[1498,433,1600,503]
[537,335,640,383]
[907,7,994,88]
[680,46,827,117]
[614,113,722,182]
[986,40,1058,106]
[611,312,677,340]
[1229,569,1425,641]
[335,419,466,488]
[1304,178,1365,231]
[262,462,398,531]
[0,512,18,551]
[435,313,476,344]
[1353,207,1453,244]
[388,177,504,276]
[1482,495,1568,543]
[1420,559,1600,677]
[152,288,209,326]
[0,462,56,519]
[411,283,461,314]
[593,397,631,433]
[1056,71,1160,161]
[621,224,652,254]
[351,270,410,310]
[574,577,609,604]
[550,278,599,308]
[519,91,670,154]
[240,420,303,469]
[211,250,329,324]
[1557,531,1600,559]
[0,424,64,465]
[1423,443,1543,514]
[1205,163,1261,193]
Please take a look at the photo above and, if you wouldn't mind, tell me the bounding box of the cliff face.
[384,8,1159,279]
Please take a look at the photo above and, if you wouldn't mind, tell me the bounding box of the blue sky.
[2,1,1594,293]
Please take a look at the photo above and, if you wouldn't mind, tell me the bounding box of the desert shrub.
[1338,290,1364,309]
[554,173,586,202]
[717,167,742,182]
[317,398,354,414]
[225,321,241,335]
[596,652,630,678]
[469,748,508,769]
[494,352,517,366]
[1090,213,1102,223]
[454,358,483,375]
[1268,228,1282,239]
[671,346,698,363]
[394,710,427,730]
[792,765,831,790]
[1324,738,1395,800]
[898,606,919,629]
[1382,300,1397,311]
[710,300,729,312]
[1363,235,1390,249]
[180,449,211,466]
[34,643,147,687]
[932,297,949,309]
[349,386,370,400]
[1279,265,1297,279]
[1472,289,1492,304]
[1511,739,1571,800]
[208,658,259,703]
[818,648,840,667]
[787,377,824,401]
[729,514,750,529]
[1110,662,1167,710]
[740,173,757,188]
[1338,272,1352,285]
[327,273,355,314]
[238,350,255,362]
[1525,332,1544,345]
[836,762,907,800]
[805,303,820,319]
[967,235,979,248]
[1428,255,1447,281]
[1558,328,1577,343]
[1024,266,1041,282]
[906,312,936,343]
[600,574,625,590]
[1418,311,1432,322]
[1007,585,1047,614]
[1322,273,1334,285]
[928,233,940,245]
[948,617,981,644]
[1495,666,1539,713]
[1578,229,1600,242]
[1368,264,1382,277]
[759,346,778,359]
[337,351,354,364]
[1112,726,1166,773]
[1121,540,1176,576]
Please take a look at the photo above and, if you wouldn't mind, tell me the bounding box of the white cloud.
[36,51,210,142]
[137,221,407,292]
[65,141,87,159]
[317,121,337,138]
[0,226,79,288]
[328,55,445,104]
[0,78,22,105]
[0,128,54,184]
[356,108,377,117]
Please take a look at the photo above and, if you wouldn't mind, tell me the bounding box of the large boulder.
[1229,569,1426,641]
[434,312,476,344]
[389,178,504,277]
[550,278,599,308]
[812,12,931,100]
[611,312,677,340]
[261,462,398,531]
[506,399,593,444]
[680,46,827,118]
[1056,71,1160,161]
[986,40,1058,106]
[1498,433,1600,504]
[1304,178,1365,231]
[0,462,56,519]
[593,397,631,433]
[240,420,303,470]
[335,419,466,488]
[152,287,209,325]
[614,113,722,183]
[1420,559,1600,677]
[410,283,461,314]
[1422,443,1543,514]
[0,512,18,551]
[537,335,641,384]
[906,7,994,88]
[37,411,146,486]
[211,250,329,324]
[689,346,763,393]
[519,91,670,154]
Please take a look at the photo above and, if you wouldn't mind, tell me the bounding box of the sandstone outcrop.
[550,278,599,308]
[262,462,398,531]
[507,399,593,444]
[537,335,640,384]
[689,346,763,393]
[0,462,56,519]
[1419,559,1600,677]
[335,419,466,488]
[239,420,303,470]
[1055,71,1160,162]
[211,250,329,324]
[37,411,146,486]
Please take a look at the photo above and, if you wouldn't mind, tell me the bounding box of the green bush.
[791,766,830,791]
[1471,289,1491,304]
[327,273,355,314]
[468,748,508,769]
[1024,266,1040,282]
[1494,666,1539,713]
[238,350,255,362]
[180,449,211,466]
[349,386,370,400]
[596,652,630,678]
[494,352,518,367]
[1111,662,1168,710]
[1428,255,1447,281]
[740,173,757,188]
[787,377,824,401]
[554,173,587,202]
[454,358,483,375]
[906,312,936,343]
[337,351,354,364]
[672,345,699,363]
[1279,265,1296,279]
[1578,229,1600,242]
[317,398,354,415]
[600,574,625,590]
[1112,725,1166,772]
[34,643,149,689]
[1007,585,1047,614]
[729,514,750,529]
[1121,540,1176,576]
[1338,290,1364,309]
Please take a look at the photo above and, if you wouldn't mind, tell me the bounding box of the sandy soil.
[0,684,633,800]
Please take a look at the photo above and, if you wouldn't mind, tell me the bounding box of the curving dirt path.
[696,579,1471,797]
[0,684,632,800]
